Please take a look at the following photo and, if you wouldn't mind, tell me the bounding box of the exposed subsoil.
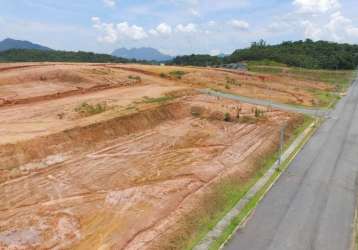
[0,63,305,250]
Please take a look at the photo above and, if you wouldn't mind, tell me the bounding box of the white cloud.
[229,19,249,30]
[298,11,358,42]
[149,23,172,37]
[176,23,197,33]
[301,20,322,40]
[103,0,116,8]
[92,17,147,43]
[293,0,340,13]
[156,23,172,35]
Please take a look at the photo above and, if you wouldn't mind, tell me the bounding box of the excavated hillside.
[0,63,306,250]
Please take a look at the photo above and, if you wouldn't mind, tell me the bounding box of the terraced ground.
[0,63,328,249]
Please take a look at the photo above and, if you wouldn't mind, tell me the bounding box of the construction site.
[0,63,333,249]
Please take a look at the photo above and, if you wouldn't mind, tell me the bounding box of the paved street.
[225,76,358,250]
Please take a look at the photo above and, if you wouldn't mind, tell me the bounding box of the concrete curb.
[194,120,319,250]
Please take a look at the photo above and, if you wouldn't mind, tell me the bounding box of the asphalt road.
[224,76,358,250]
[199,89,329,117]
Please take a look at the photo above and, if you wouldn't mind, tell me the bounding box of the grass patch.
[311,89,341,108]
[142,95,176,104]
[75,102,108,116]
[247,60,287,67]
[128,75,142,82]
[169,70,187,79]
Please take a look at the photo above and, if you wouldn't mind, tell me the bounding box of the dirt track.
[0,63,306,249]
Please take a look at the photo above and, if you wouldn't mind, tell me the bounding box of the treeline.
[171,54,223,66]
[171,40,358,70]
[0,49,136,63]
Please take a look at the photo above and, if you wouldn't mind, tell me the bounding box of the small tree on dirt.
[254,108,265,118]
[224,112,231,122]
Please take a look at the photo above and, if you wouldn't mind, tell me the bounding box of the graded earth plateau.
[0,63,334,249]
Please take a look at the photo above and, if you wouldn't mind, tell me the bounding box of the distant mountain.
[112,47,173,61]
[0,38,52,52]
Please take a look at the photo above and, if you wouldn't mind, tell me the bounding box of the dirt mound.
[0,102,188,176]
[0,64,153,107]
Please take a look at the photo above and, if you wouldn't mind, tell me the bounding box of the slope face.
[112,47,173,61]
[0,38,52,52]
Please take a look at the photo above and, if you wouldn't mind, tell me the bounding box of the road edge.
[193,118,321,250]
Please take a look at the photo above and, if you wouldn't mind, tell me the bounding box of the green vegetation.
[246,59,287,67]
[224,113,231,122]
[128,75,142,82]
[75,102,108,116]
[160,72,168,78]
[171,40,358,70]
[171,54,223,66]
[225,76,241,87]
[254,108,265,118]
[142,95,176,104]
[169,70,187,79]
[229,39,358,70]
[0,49,136,63]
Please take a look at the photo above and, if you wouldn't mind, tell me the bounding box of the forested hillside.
[171,40,358,70]
[0,49,131,63]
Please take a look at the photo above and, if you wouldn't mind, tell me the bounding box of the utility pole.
[278,122,287,165]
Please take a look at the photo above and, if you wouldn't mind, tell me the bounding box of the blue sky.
[0,0,357,55]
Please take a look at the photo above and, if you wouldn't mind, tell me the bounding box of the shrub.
[225,76,241,86]
[169,70,187,79]
[128,75,142,82]
[191,106,205,117]
[254,108,265,118]
[160,73,167,78]
[75,102,107,116]
[143,96,175,103]
[224,112,231,122]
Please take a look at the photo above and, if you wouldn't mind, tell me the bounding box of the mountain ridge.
[112,47,173,62]
[0,38,52,52]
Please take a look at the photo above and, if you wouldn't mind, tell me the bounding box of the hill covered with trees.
[171,54,223,66]
[171,40,358,70]
[0,49,132,63]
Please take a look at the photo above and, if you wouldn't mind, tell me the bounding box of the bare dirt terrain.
[0,63,307,250]
[115,64,333,107]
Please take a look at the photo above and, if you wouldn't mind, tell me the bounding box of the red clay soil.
[117,64,333,106]
[0,63,307,249]
[0,63,181,107]
[0,93,302,250]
